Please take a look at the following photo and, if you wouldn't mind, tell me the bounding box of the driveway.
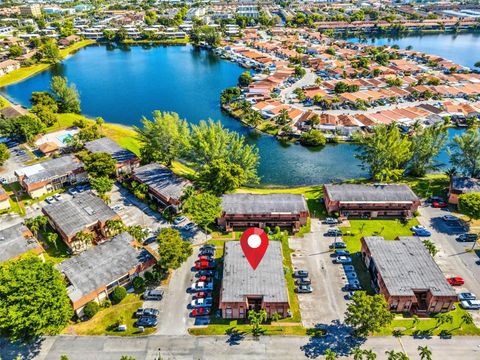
[289,219,348,328]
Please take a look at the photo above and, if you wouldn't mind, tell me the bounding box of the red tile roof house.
[324,184,420,218]
[448,177,480,205]
[361,236,457,314]
[220,241,289,319]
[218,193,309,233]
[57,232,156,317]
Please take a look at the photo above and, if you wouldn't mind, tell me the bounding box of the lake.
[1,35,478,186]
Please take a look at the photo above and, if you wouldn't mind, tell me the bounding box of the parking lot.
[289,219,349,328]
[0,145,32,183]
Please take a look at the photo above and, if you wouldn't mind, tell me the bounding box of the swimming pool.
[57,134,73,144]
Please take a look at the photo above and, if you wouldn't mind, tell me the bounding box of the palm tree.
[105,219,126,237]
[412,314,419,329]
[47,232,59,250]
[461,313,474,329]
[385,350,398,360]
[444,167,457,185]
[364,349,377,360]
[352,347,364,360]
[128,225,147,243]
[324,349,337,360]
[418,345,432,360]
[74,231,94,252]
[180,186,195,203]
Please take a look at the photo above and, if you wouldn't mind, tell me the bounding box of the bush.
[413,210,420,217]
[132,276,145,292]
[110,286,127,304]
[83,301,100,319]
[264,226,271,234]
[100,299,112,308]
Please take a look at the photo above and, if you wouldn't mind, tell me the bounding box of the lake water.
[1,35,478,186]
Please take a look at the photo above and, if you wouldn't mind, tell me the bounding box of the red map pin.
[240,227,269,270]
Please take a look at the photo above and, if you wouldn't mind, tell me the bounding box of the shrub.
[110,286,127,304]
[83,301,100,319]
[133,276,145,292]
[264,226,271,234]
[413,210,420,217]
[100,299,112,308]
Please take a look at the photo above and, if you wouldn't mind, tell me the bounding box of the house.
[448,177,480,205]
[219,241,289,319]
[57,232,155,316]
[42,191,120,252]
[361,236,457,314]
[218,193,309,233]
[0,59,20,76]
[323,184,420,218]
[0,105,28,119]
[37,142,60,157]
[0,185,10,211]
[132,163,192,208]
[15,154,86,198]
[0,223,43,263]
[58,35,80,47]
[84,137,139,175]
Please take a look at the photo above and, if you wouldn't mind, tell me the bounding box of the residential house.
[219,241,289,319]
[0,59,20,76]
[323,184,420,218]
[218,193,309,233]
[84,137,139,175]
[0,185,10,211]
[0,223,43,262]
[448,177,480,205]
[361,236,457,314]
[0,105,29,119]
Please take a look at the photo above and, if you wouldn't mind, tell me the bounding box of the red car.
[195,260,215,270]
[191,307,211,317]
[447,277,464,286]
[432,201,448,208]
[194,291,211,299]
[197,275,212,283]
[198,255,213,261]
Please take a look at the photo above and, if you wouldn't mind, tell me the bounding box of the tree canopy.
[458,192,480,221]
[157,228,192,270]
[448,129,480,178]
[50,76,81,114]
[0,256,72,340]
[238,72,252,87]
[0,143,10,166]
[83,152,117,178]
[408,125,448,177]
[299,129,326,147]
[182,192,222,228]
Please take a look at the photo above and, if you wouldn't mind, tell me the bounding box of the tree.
[182,192,221,229]
[299,130,326,147]
[344,291,394,336]
[103,29,116,42]
[90,176,114,196]
[47,232,59,250]
[0,143,10,166]
[134,111,190,165]
[41,38,62,64]
[119,356,136,360]
[248,309,267,337]
[363,350,377,360]
[475,61,480,68]
[127,225,147,243]
[448,129,480,177]
[238,71,252,87]
[354,124,412,182]
[50,76,81,114]
[0,256,72,340]
[408,126,448,177]
[74,231,94,251]
[25,215,48,236]
[0,114,45,142]
[31,105,57,127]
[132,276,145,292]
[83,152,117,178]
[197,159,247,195]
[105,219,126,237]
[461,312,473,328]
[110,286,127,304]
[60,356,69,360]
[352,347,364,360]
[190,26,221,47]
[157,228,192,270]
[422,239,438,257]
[435,312,453,328]
[458,192,480,221]
[418,345,432,360]
[386,350,409,360]
[8,45,23,58]
[324,349,337,360]
[83,301,100,319]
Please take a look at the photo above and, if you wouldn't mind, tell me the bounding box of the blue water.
[57,134,73,144]
[0,37,477,185]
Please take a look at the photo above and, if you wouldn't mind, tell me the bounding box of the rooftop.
[84,137,137,164]
[324,184,419,203]
[221,193,308,215]
[451,176,480,193]
[133,163,191,202]
[221,241,289,303]
[42,191,117,237]
[57,232,153,303]
[0,223,41,262]
[364,236,456,297]
[15,154,83,185]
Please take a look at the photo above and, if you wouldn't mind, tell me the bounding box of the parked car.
[324,217,339,225]
[197,275,212,283]
[68,188,78,195]
[0,178,8,185]
[195,260,216,270]
[199,248,215,256]
[293,270,309,278]
[191,307,211,317]
[111,204,123,212]
[45,196,55,204]
[191,297,213,308]
[345,271,357,279]
[295,285,313,293]
[343,265,355,272]
[198,255,213,262]
[343,283,362,291]
[201,244,215,251]
[295,278,311,286]
[334,250,350,256]
[135,308,159,318]
[443,215,459,222]
[345,291,355,300]
[447,277,464,286]
[190,281,213,292]
[410,225,427,232]
[458,292,476,301]
[414,229,432,237]
[325,228,342,237]
[193,291,212,299]
[173,216,187,225]
[432,201,448,208]
[136,316,158,327]
[457,234,478,242]
[196,270,215,277]
[329,242,347,249]
[334,256,352,264]
[184,222,196,231]
[460,299,480,310]
[143,289,164,301]
[53,193,62,201]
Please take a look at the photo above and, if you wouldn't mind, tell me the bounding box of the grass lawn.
[38,224,72,265]
[65,294,156,336]
[189,323,310,336]
[0,94,11,109]
[375,306,480,336]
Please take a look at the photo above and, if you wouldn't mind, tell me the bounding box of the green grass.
[0,94,11,109]
[38,224,71,265]
[376,306,480,336]
[64,294,155,336]
[189,323,310,336]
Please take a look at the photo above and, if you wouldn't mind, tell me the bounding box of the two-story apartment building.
[448,176,480,205]
[0,224,44,263]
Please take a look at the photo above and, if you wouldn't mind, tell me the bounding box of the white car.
[173,216,187,225]
[184,222,196,231]
[190,281,213,292]
[45,196,55,204]
[54,193,62,201]
[461,299,480,310]
[410,225,427,232]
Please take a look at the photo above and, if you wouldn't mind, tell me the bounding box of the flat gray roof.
[15,154,83,185]
[0,223,41,262]
[221,241,289,303]
[84,137,137,163]
[133,163,191,202]
[364,236,456,297]
[221,193,308,215]
[325,184,419,203]
[57,232,153,303]
[451,177,480,193]
[42,191,117,237]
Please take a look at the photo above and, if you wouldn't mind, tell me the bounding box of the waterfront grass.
[64,293,156,336]
[0,94,11,109]
[0,40,94,88]
[122,38,189,45]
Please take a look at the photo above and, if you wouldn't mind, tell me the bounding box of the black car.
[136,316,158,327]
[325,229,342,237]
[329,242,347,249]
[135,308,159,318]
[457,234,478,242]
[199,249,215,256]
[196,270,215,277]
[295,278,311,285]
